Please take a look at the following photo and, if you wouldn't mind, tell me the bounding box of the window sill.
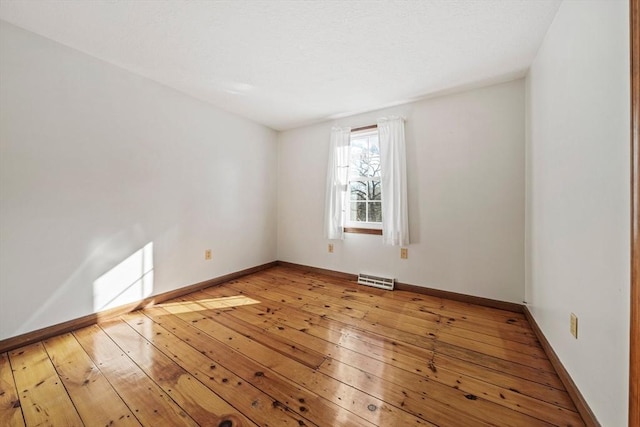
[344,227,382,235]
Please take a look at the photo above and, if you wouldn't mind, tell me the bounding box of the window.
[347,127,382,230]
[325,118,407,242]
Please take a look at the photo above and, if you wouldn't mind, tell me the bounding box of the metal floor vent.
[357,274,395,291]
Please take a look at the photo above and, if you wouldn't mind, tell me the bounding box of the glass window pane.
[350,181,366,200]
[349,131,383,216]
[369,202,382,223]
[369,135,380,177]
[370,155,381,177]
[351,155,368,178]
[351,137,368,151]
[369,180,381,200]
[350,202,367,222]
[370,135,380,154]
[362,156,378,178]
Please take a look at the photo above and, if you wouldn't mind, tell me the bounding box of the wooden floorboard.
[0,265,585,426]
[42,333,140,426]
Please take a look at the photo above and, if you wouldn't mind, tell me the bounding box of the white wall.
[0,22,278,340]
[278,80,525,303]
[525,1,630,425]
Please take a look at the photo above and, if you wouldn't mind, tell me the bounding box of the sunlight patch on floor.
[159,295,261,314]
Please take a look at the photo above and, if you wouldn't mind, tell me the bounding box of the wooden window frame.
[343,227,383,235]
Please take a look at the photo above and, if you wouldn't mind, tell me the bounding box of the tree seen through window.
[349,129,382,224]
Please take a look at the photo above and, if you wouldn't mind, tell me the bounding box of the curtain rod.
[351,124,378,132]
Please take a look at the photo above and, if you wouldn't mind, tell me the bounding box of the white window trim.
[344,220,382,230]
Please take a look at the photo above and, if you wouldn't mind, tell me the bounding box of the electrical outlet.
[570,313,578,339]
[205,249,212,260]
[400,248,408,259]
[328,243,334,253]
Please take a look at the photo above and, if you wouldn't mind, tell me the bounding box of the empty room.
[0,0,635,426]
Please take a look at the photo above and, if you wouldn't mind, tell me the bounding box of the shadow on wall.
[93,241,154,311]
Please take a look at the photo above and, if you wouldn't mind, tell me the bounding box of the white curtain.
[324,127,351,240]
[378,117,409,246]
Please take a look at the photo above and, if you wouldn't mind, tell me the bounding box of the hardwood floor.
[0,266,584,426]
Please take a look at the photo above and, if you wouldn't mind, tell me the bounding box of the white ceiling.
[0,0,561,131]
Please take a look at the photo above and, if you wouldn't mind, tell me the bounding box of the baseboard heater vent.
[358,274,395,291]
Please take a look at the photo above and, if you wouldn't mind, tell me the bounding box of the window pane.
[350,181,366,200]
[369,180,381,200]
[350,202,367,222]
[351,154,369,178]
[349,131,383,225]
[351,136,368,151]
[349,138,366,177]
[350,134,381,179]
[369,156,381,178]
[370,135,380,155]
[368,156,380,178]
[360,155,379,178]
[370,136,380,178]
[369,202,382,222]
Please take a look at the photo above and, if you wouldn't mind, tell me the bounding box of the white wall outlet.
[570,313,578,339]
